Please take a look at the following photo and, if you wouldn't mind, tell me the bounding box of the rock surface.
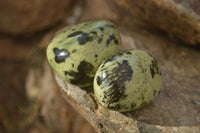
[112,0,200,45]
[0,0,74,35]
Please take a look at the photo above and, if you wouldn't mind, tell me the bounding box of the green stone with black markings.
[46,20,122,87]
[94,50,162,112]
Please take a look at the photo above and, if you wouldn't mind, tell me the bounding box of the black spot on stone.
[64,60,94,87]
[122,60,129,65]
[97,76,101,86]
[150,68,155,78]
[106,34,114,46]
[67,31,83,37]
[108,104,121,110]
[64,71,74,76]
[131,103,136,109]
[72,49,77,53]
[53,48,70,63]
[78,33,94,45]
[95,54,98,58]
[72,64,74,68]
[99,27,104,31]
[101,60,134,107]
[91,31,97,35]
[153,90,156,96]
[114,39,118,44]
[150,59,161,78]
[126,51,132,55]
[104,54,122,64]
[78,60,93,73]
[98,123,103,128]
[98,38,103,44]
[89,31,103,44]
[106,34,118,46]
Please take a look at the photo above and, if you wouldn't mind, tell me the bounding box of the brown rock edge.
[113,0,200,45]
[0,0,74,35]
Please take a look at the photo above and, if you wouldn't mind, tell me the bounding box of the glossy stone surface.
[94,50,162,112]
[47,20,122,87]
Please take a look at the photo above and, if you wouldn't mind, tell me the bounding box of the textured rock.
[0,0,74,35]
[112,0,200,45]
